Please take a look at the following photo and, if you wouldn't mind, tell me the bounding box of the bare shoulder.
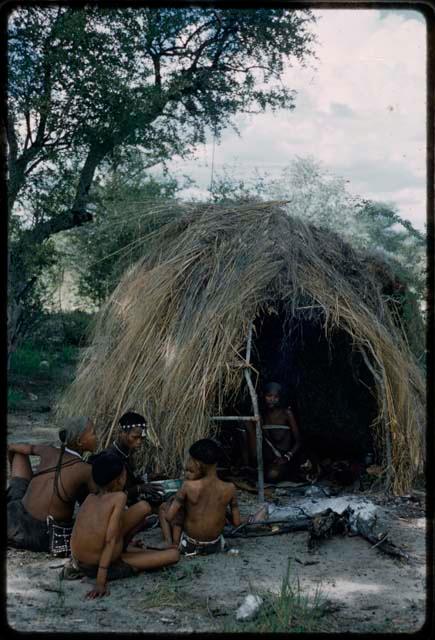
[221,479,237,496]
[77,459,93,472]
[87,491,126,514]
[111,491,127,507]
[182,479,199,495]
[71,460,93,481]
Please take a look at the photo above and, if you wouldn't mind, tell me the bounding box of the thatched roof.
[57,202,425,494]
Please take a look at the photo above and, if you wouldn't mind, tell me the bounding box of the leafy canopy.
[8,6,316,218]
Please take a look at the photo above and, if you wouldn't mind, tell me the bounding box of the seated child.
[165,439,241,556]
[158,457,202,549]
[70,452,179,599]
[245,381,301,483]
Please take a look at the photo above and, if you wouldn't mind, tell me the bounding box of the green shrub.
[60,310,94,347]
[9,343,49,376]
[57,345,79,365]
[8,387,26,411]
[9,341,79,377]
[31,310,95,348]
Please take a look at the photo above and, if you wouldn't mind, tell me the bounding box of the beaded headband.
[119,422,147,437]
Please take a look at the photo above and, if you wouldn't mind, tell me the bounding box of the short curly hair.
[189,438,220,465]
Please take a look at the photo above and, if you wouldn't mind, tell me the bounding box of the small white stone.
[236,594,263,621]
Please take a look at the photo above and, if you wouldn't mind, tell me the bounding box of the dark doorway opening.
[218,306,378,466]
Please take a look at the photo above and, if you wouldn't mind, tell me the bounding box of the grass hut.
[57,202,425,494]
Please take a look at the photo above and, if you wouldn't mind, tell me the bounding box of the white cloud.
[169,9,426,231]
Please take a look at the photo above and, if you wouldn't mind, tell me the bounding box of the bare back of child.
[70,452,179,599]
[158,458,202,549]
[166,439,241,556]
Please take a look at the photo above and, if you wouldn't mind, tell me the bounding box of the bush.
[9,341,80,379]
[31,310,95,348]
[9,343,49,377]
[58,344,79,364]
[60,310,95,347]
[8,387,26,411]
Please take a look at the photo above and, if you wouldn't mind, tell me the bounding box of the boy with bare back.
[158,456,203,548]
[165,439,241,556]
[70,452,179,599]
[246,381,301,483]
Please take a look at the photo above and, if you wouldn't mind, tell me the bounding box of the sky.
[168,8,427,231]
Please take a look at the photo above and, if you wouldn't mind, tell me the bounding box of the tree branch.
[23,110,33,151]
[6,111,18,166]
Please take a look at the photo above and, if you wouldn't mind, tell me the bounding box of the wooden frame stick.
[244,320,264,504]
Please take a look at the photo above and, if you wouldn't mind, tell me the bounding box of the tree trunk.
[7,141,112,369]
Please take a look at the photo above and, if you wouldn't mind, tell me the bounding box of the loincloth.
[179,531,225,556]
[71,556,138,581]
[7,477,50,552]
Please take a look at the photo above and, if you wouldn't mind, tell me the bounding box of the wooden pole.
[210,416,256,421]
[244,321,264,504]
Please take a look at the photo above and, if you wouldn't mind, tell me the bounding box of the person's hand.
[138,482,164,503]
[85,583,109,599]
[273,456,289,466]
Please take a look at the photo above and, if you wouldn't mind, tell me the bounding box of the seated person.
[245,381,301,483]
[166,439,241,556]
[7,417,97,554]
[70,452,179,599]
[94,411,163,508]
[158,457,203,549]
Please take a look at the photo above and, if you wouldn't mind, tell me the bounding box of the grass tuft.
[224,559,329,633]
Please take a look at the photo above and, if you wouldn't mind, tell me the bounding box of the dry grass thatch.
[56,202,425,493]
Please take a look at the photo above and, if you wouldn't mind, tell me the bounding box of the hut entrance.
[249,308,378,463]
[215,306,379,491]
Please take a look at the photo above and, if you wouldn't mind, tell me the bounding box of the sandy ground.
[6,410,429,634]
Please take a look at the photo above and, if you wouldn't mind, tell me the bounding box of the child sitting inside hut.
[70,452,179,599]
[246,381,301,483]
[165,439,241,556]
[7,417,98,555]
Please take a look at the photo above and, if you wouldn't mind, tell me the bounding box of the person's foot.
[126,539,146,552]
[61,559,83,580]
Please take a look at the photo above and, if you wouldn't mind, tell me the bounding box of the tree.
[6,6,317,360]
[69,156,184,305]
[208,157,426,303]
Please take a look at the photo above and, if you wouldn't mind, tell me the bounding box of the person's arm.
[128,482,164,504]
[165,484,188,523]
[7,443,49,457]
[123,464,163,504]
[86,493,126,600]
[229,485,241,528]
[282,408,301,462]
[75,468,97,505]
